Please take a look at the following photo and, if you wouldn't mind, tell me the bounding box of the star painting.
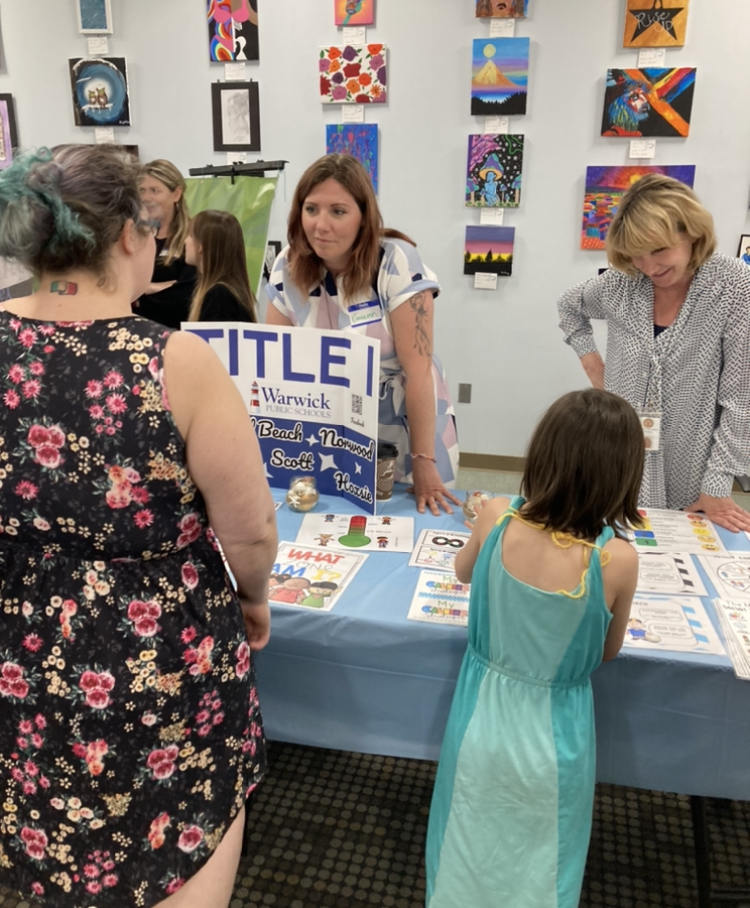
[623,0,689,48]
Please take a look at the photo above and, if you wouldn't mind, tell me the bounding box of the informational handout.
[635,552,707,596]
[269,541,367,611]
[699,554,750,601]
[713,599,750,680]
[623,595,724,655]
[295,513,414,553]
[406,571,470,627]
[408,528,472,573]
[629,509,725,554]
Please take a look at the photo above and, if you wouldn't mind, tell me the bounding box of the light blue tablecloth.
[254,488,750,799]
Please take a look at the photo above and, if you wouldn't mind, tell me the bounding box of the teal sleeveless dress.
[426,497,614,908]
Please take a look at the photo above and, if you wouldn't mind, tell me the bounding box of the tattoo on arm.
[408,291,432,357]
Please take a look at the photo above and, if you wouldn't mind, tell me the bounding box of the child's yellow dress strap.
[501,508,611,600]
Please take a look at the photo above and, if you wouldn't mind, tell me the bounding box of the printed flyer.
[408,528,472,573]
[623,595,724,655]
[406,571,471,627]
[184,323,381,514]
[269,541,368,611]
[629,508,725,554]
[295,513,415,553]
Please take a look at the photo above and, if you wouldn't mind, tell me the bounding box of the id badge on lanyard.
[637,410,662,452]
[347,299,382,328]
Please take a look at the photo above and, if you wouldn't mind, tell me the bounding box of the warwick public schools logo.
[249,381,333,420]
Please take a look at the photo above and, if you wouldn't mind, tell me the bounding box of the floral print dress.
[0,314,265,908]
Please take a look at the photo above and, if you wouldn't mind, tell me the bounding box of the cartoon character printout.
[623,0,690,48]
[295,513,414,553]
[320,45,387,104]
[270,541,367,611]
[335,0,374,26]
[471,38,529,116]
[408,529,472,573]
[69,57,131,127]
[466,134,524,208]
[407,571,470,627]
[623,595,724,655]
[182,323,381,514]
[602,68,696,138]
[581,165,696,251]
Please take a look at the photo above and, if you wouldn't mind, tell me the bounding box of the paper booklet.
[406,571,470,627]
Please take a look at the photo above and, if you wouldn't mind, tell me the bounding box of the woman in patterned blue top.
[266,154,460,516]
[558,174,750,533]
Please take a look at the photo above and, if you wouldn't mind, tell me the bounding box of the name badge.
[347,299,382,328]
[638,411,661,452]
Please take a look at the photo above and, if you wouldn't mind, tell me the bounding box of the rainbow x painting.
[581,165,696,250]
[601,68,696,138]
[471,38,529,116]
[464,226,515,276]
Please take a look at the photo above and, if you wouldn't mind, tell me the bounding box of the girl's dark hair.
[188,209,257,322]
[287,154,414,301]
[0,145,148,279]
[521,389,644,540]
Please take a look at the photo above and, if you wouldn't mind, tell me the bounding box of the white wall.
[2,0,750,456]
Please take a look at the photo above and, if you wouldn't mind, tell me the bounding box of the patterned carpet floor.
[2,740,749,907]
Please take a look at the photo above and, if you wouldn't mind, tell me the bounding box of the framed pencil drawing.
[211,81,261,152]
[76,0,113,35]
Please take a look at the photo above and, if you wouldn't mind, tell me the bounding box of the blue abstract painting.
[325,123,379,193]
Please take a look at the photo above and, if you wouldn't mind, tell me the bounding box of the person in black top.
[135,159,197,328]
[185,209,257,322]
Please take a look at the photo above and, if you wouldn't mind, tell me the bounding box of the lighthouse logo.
[249,381,260,412]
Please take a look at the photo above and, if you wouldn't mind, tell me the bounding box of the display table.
[253,488,750,800]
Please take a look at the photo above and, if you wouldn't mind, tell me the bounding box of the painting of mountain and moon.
[581,164,696,250]
[471,38,529,116]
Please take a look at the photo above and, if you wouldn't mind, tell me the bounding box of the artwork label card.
[465,225,515,277]
[335,0,374,27]
[635,552,707,597]
[94,126,114,144]
[602,68,696,138]
[320,45,387,104]
[295,513,414,553]
[87,37,109,55]
[69,57,131,127]
[637,48,666,67]
[623,595,724,655]
[484,116,509,134]
[342,105,365,123]
[326,123,378,192]
[489,19,515,37]
[471,38,529,117]
[270,541,367,611]
[480,209,504,225]
[624,0,690,48]
[407,571,470,627]
[628,508,725,554]
[342,27,366,42]
[699,554,750,601]
[629,139,656,159]
[474,273,498,290]
[182,323,380,513]
[409,529,472,572]
[224,62,246,80]
[581,165,695,251]
[466,134,524,208]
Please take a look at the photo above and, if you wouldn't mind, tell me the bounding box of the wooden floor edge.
[459,453,525,473]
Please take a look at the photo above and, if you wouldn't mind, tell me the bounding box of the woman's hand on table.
[406,457,462,516]
[239,599,271,652]
[685,494,750,533]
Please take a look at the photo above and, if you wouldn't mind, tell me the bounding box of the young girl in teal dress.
[426,388,644,908]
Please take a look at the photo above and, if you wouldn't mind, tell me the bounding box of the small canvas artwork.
[623,0,689,48]
[471,38,529,117]
[335,0,374,26]
[69,58,131,127]
[464,226,515,276]
[326,123,378,192]
[602,68,696,138]
[738,236,750,266]
[0,95,18,171]
[475,0,529,17]
[320,45,386,104]
[581,165,696,250]
[466,134,524,208]
[76,0,113,34]
[208,0,258,63]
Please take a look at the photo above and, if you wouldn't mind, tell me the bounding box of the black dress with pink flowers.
[0,313,265,908]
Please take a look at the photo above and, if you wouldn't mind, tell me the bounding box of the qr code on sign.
[352,394,363,415]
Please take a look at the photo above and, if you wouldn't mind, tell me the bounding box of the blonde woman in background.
[135,159,197,328]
